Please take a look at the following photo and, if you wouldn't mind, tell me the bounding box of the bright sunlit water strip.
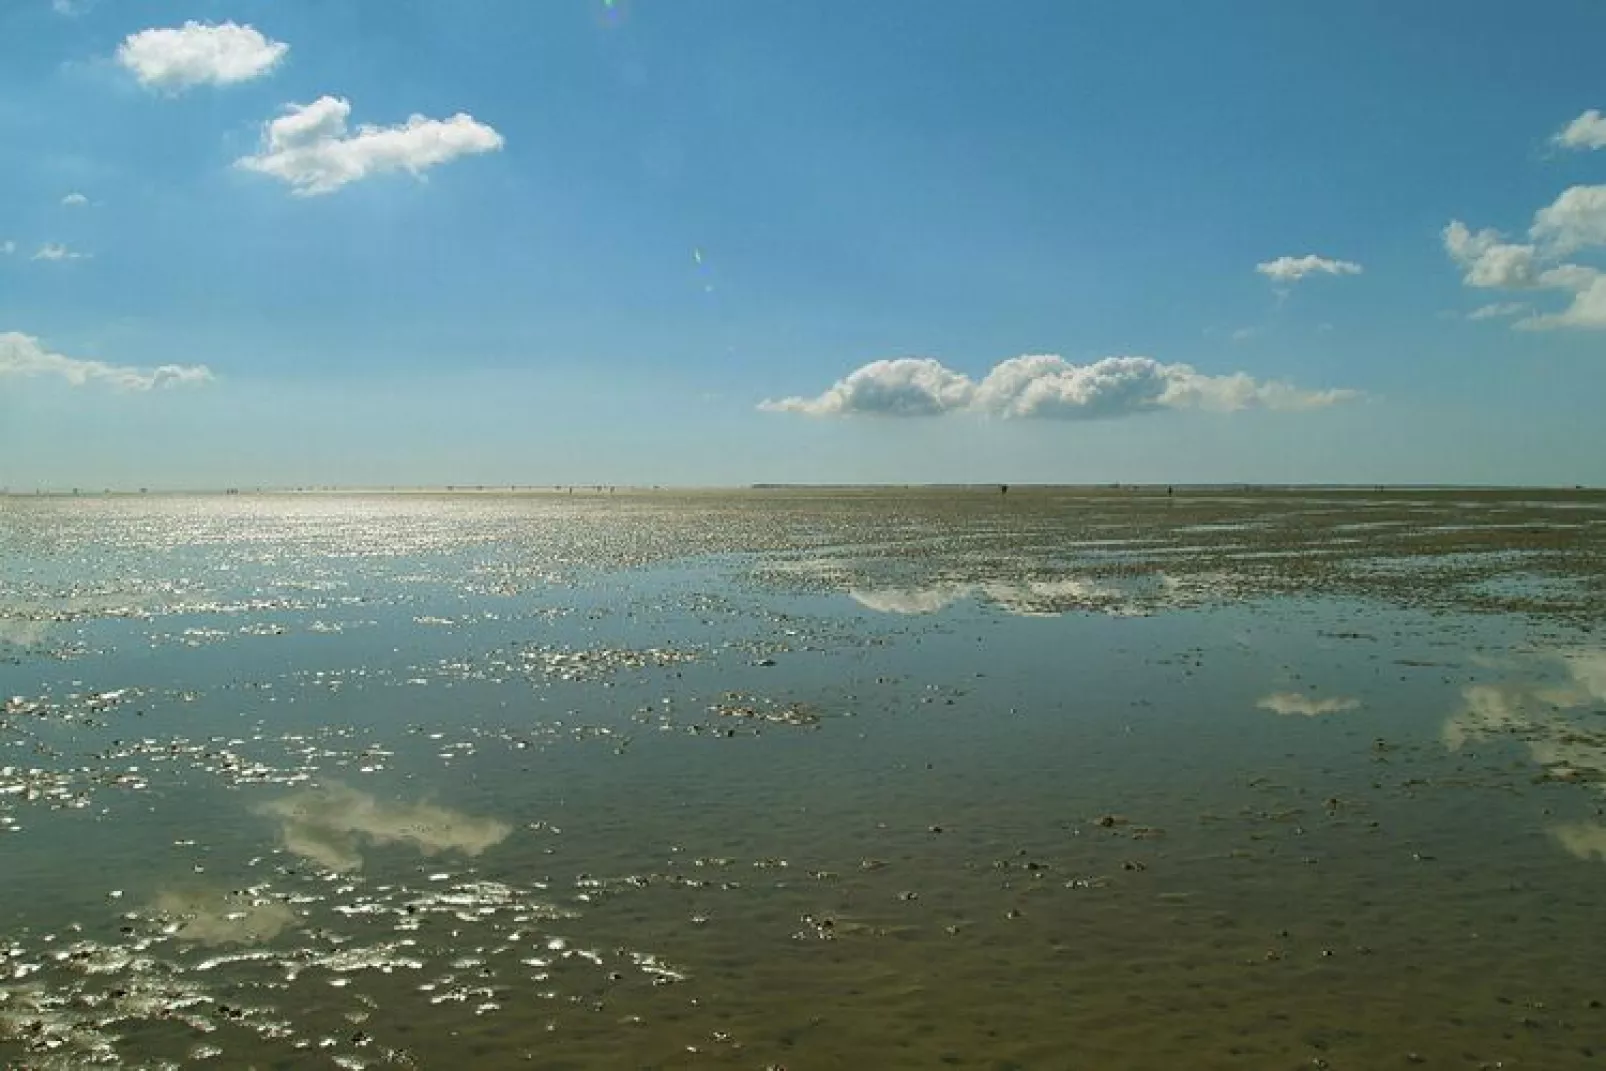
[2,488,1605,1068]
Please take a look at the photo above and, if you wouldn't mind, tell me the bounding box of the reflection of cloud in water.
[850,585,968,615]
[0,617,51,647]
[1562,651,1606,703]
[1257,692,1361,716]
[1445,649,1606,864]
[1442,684,1534,750]
[1551,823,1606,863]
[149,889,297,945]
[1444,651,1606,770]
[258,782,512,872]
[850,576,1146,618]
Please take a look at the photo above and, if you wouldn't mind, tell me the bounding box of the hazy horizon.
[4,481,1602,496]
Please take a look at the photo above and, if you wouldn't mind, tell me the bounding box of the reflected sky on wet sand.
[258,782,512,873]
[1257,692,1362,716]
[3,488,1606,1068]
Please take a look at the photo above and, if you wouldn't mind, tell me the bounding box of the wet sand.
[2,488,1605,1068]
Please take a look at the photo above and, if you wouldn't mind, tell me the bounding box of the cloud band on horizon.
[760,354,1359,419]
[1,332,213,391]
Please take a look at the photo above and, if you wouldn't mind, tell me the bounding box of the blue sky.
[3,0,1605,488]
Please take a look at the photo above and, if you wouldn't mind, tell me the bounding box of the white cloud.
[1537,263,1600,290]
[1446,117,1606,320]
[60,192,88,207]
[52,0,89,14]
[761,355,1357,419]
[1257,692,1361,717]
[1467,301,1529,321]
[1,240,15,255]
[1442,221,1540,288]
[235,96,505,196]
[1529,184,1606,255]
[1554,109,1606,151]
[759,357,976,417]
[1517,270,1606,331]
[1255,254,1363,285]
[0,331,214,391]
[118,21,288,92]
[1445,202,1606,329]
[973,355,1179,418]
[31,243,88,261]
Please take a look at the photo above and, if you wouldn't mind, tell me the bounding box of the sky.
[2,0,1605,489]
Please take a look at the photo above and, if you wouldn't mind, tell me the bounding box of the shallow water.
[3,488,1605,1068]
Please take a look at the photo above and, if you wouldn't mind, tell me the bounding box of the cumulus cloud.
[1530,184,1606,255]
[1446,182,1606,329]
[60,192,88,207]
[236,96,504,196]
[117,21,288,92]
[1442,221,1540,288]
[1255,254,1363,285]
[972,355,1180,418]
[1517,270,1606,330]
[1554,109,1606,151]
[0,331,214,391]
[762,354,1357,419]
[1536,263,1600,291]
[1257,692,1361,717]
[760,357,973,417]
[32,242,88,262]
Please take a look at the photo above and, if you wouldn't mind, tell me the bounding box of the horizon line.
[2,482,1601,497]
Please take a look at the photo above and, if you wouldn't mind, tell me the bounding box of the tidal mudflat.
[3,487,1605,1069]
